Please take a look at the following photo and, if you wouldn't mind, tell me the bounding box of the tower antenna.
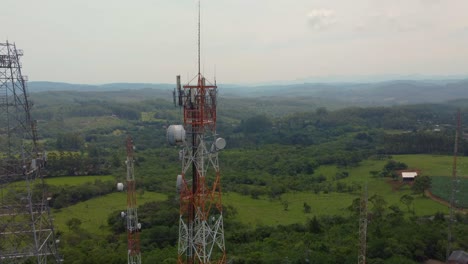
[167,1,227,263]
[125,136,141,264]
[198,0,201,75]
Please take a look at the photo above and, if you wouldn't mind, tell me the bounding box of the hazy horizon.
[2,0,468,84]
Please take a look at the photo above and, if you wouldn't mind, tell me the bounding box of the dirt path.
[425,190,468,213]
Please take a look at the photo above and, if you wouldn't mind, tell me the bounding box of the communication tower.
[358,184,368,264]
[167,2,227,263]
[447,110,461,260]
[0,41,61,263]
[125,136,141,264]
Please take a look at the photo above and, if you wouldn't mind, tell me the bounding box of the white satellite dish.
[167,125,186,146]
[215,138,226,150]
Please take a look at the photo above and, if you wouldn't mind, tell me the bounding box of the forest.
[26,87,468,263]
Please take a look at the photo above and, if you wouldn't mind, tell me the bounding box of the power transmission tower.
[125,136,141,264]
[0,41,61,263]
[358,184,368,264]
[447,110,461,260]
[167,3,227,262]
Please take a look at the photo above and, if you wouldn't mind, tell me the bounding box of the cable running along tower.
[125,136,141,264]
[167,2,227,263]
[0,41,60,263]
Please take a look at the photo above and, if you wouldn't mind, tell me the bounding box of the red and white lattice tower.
[167,3,226,263]
[125,136,141,264]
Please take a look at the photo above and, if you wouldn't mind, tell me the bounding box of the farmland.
[53,192,167,235]
[46,175,114,186]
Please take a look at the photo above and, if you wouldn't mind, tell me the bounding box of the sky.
[1,0,468,84]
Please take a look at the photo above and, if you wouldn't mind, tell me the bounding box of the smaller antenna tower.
[447,110,461,260]
[358,184,368,264]
[125,136,141,264]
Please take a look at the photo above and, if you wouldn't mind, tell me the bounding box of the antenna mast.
[198,0,201,75]
[167,1,227,263]
[126,136,141,264]
[447,110,461,260]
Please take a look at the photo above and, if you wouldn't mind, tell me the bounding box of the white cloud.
[307,9,336,30]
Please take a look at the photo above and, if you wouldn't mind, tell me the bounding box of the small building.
[401,171,418,182]
[448,250,468,264]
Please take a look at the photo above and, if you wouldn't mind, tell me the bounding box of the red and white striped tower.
[126,136,141,264]
[167,3,226,262]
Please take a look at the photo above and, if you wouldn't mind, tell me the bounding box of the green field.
[51,154,462,232]
[251,154,461,226]
[63,116,125,132]
[431,176,468,208]
[224,188,447,227]
[45,175,115,186]
[315,154,468,180]
[394,154,468,176]
[141,111,165,122]
[53,192,167,235]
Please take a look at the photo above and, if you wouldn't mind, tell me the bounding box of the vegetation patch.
[430,176,468,208]
[45,175,114,186]
[53,192,167,235]
[393,154,468,176]
[224,188,447,227]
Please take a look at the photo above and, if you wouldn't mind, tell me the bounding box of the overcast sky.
[2,0,468,84]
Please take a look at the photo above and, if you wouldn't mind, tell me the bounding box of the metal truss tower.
[447,110,461,260]
[0,41,61,263]
[125,136,141,264]
[167,3,226,263]
[358,184,368,264]
[172,72,226,264]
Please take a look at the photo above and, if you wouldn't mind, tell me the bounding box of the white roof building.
[402,172,418,180]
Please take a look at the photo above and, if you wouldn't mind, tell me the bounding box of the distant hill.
[28,79,468,106]
[224,79,468,105]
[28,81,173,93]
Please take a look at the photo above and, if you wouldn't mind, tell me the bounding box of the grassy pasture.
[315,154,468,181]
[50,154,459,231]
[431,176,468,208]
[53,192,167,235]
[249,154,457,226]
[63,116,125,132]
[394,154,468,176]
[224,188,447,227]
[45,175,114,186]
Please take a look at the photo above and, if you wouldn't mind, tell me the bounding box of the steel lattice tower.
[447,110,461,260]
[167,3,226,262]
[358,184,368,264]
[173,72,226,264]
[0,41,61,263]
[125,136,141,264]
